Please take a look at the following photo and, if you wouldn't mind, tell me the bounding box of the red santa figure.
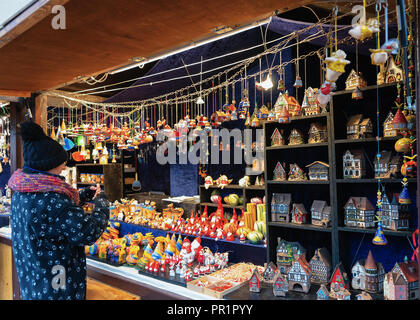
[191,237,202,259]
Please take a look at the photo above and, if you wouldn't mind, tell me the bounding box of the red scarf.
[8,169,80,205]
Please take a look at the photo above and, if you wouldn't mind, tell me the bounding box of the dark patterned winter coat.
[9,169,109,300]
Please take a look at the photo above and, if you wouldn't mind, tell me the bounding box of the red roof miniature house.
[301,87,321,116]
[392,108,408,131]
[291,203,308,224]
[351,250,385,293]
[273,271,289,297]
[387,257,419,300]
[273,161,287,181]
[249,268,263,293]
[274,91,301,117]
[384,271,408,300]
[329,262,350,298]
[271,128,285,146]
[287,254,312,293]
[263,261,278,283]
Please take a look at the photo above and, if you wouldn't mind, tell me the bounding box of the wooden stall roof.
[0,0,311,95]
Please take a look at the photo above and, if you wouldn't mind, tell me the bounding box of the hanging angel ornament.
[324,50,350,83]
[349,17,380,41]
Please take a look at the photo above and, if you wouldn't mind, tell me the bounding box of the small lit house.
[383,112,398,137]
[310,247,332,284]
[344,197,375,229]
[271,128,285,146]
[310,200,331,227]
[306,161,329,181]
[273,271,289,297]
[374,150,401,179]
[273,161,287,181]
[392,108,408,131]
[384,257,419,300]
[351,250,385,293]
[276,238,306,274]
[385,56,403,84]
[301,87,321,115]
[343,150,365,179]
[329,262,350,299]
[346,114,373,139]
[274,91,301,117]
[345,69,367,90]
[249,268,263,293]
[287,255,312,293]
[263,261,278,283]
[257,105,270,119]
[308,122,328,144]
[291,203,308,224]
[271,193,292,222]
[288,128,305,145]
[288,163,307,181]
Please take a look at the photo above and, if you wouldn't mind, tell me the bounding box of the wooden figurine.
[356,291,373,300]
[351,250,385,293]
[288,163,307,181]
[276,238,306,274]
[310,247,332,284]
[287,255,312,293]
[374,150,401,179]
[344,197,375,228]
[345,69,367,90]
[274,91,301,117]
[381,193,410,231]
[383,257,419,300]
[288,128,305,145]
[306,161,329,181]
[249,268,263,293]
[310,200,331,227]
[347,114,373,139]
[343,150,365,179]
[271,193,291,222]
[263,261,278,283]
[383,112,398,137]
[308,122,328,144]
[317,284,330,300]
[273,271,289,297]
[273,161,287,181]
[329,262,350,298]
[271,128,285,146]
[291,203,307,224]
[301,87,321,115]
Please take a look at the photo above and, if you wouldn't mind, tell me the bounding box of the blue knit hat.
[20,121,69,171]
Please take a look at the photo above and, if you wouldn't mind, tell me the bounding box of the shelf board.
[336,178,417,184]
[263,113,328,125]
[244,186,265,190]
[200,202,243,209]
[267,180,329,185]
[338,226,413,237]
[199,184,243,190]
[266,142,328,150]
[334,136,399,144]
[269,221,331,232]
[332,81,402,96]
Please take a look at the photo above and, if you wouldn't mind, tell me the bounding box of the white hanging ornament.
[349,18,380,41]
[324,49,350,82]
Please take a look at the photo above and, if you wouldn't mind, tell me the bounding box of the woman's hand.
[90,184,102,200]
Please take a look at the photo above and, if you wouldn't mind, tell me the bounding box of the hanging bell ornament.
[293,75,303,88]
[351,87,363,100]
[372,221,388,245]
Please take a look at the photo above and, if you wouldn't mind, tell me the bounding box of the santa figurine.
[215,228,224,240]
[184,269,192,282]
[196,248,205,265]
[193,266,200,279]
[239,232,246,243]
[226,231,234,241]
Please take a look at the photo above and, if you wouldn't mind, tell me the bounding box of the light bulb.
[196,96,205,104]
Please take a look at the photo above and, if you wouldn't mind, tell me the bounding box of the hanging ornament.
[399,178,411,204]
[352,87,363,100]
[256,71,273,90]
[372,189,388,245]
[401,154,417,177]
[324,50,350,82]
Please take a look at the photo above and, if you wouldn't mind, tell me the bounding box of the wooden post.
[34,94,48,131]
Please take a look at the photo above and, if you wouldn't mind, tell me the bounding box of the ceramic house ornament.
[345,69,367,90]
[306,161,329,181]
[288,163,307,181]
[383,257,419,300]
[287,255,311,293]
[271,128,285,146]
[274,91,301,118]
[291,203,307,224]
[343,149,365,179]
[273,162,287,181]
[346,114,373,139]
[271,193,291,222]
[351,250,385,293]
[288,129,305,145]
[308,123,327,144]
[379,193,410,231]
[329,262,350,299]
[310,248,332,284]
[301,87,321,115]
[384,112,398,137]
[311,200,331,227]
[276,238,306,274]
[249,268,263,293]
[374,151,401,179]
[273,271,289,297]
[317,284,329,300]
[344,197,375,228]
[263,262,278,283]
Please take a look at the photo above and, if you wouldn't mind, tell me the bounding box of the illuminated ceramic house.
[344,197,375,228]
[287,255,312,293]
[273,161,287,181]
[310,200,331,227]
[273,271,289,297]
[310,247,332,284]
[374,150,401,179]
[343,149,365,179]
[351,250,385,293]
[308,123,328,144]
[385,56,403,84]
[301,87,321,115]
[392,108,408,132]
[345,69,367,90]
[346,114,373,139]
[274,91,301,117]
[329,262,350,299]
[288,128,305,145]
[277,105,291,123]
[288,163,307,181]
[249,268,263,293]
[257,105,270,119]
[306,161,329,181]
[291,203,308,224]
[383,112,398,137]
[383,257,419,300]
[276,238,306,274]
[271,193,291,222]
[271,128,285,146]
